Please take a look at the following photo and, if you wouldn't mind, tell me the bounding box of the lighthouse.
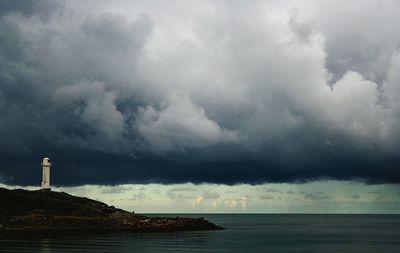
[41,157,52,190]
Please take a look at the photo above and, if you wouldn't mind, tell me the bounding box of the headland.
[0,188,223,232]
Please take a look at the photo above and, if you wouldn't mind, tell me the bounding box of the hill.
[0,188,222,232]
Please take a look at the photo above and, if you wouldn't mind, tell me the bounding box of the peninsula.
[0,188,223,232]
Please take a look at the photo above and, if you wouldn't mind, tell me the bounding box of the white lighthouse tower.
[41,157,52,190]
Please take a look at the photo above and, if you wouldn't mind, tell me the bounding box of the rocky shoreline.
[0,188,223,232]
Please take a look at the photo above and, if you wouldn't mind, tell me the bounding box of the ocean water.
[1,214,400,252]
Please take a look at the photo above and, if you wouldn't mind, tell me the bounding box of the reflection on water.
[41,239,51,253]
[1,214,400,253]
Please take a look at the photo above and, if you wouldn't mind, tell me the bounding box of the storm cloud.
[1,0,400,186]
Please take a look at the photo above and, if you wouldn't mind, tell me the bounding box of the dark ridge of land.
[0,188,223,232]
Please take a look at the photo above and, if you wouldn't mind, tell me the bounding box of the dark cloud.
[260,194,274,200]
[0,0,61,18]
[265,188,282,193]
[225,191,237,194]
[1,1,400,186]
[304,192,330,201]
[166,187,196,200]
[202,190,220,200]
[101,185,131,194]
[366,191,381,195]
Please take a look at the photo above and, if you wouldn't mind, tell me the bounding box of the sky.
[0,0,400,213]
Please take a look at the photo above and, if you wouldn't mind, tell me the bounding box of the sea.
[1,214,400,253]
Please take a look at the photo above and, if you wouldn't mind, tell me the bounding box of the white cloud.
[2,0,399,153]
[137,93,238,152]
[1,0,400,184]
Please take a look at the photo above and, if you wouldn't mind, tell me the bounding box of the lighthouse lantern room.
[41,157,52,190]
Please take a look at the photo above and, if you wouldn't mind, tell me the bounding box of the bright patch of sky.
[2,181,399,214]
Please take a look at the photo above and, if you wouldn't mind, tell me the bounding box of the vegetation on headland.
[0,188,223,232]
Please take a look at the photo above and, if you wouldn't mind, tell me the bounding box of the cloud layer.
[0,0,400,185]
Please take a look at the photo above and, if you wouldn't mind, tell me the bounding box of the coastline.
[0,188,223,232]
